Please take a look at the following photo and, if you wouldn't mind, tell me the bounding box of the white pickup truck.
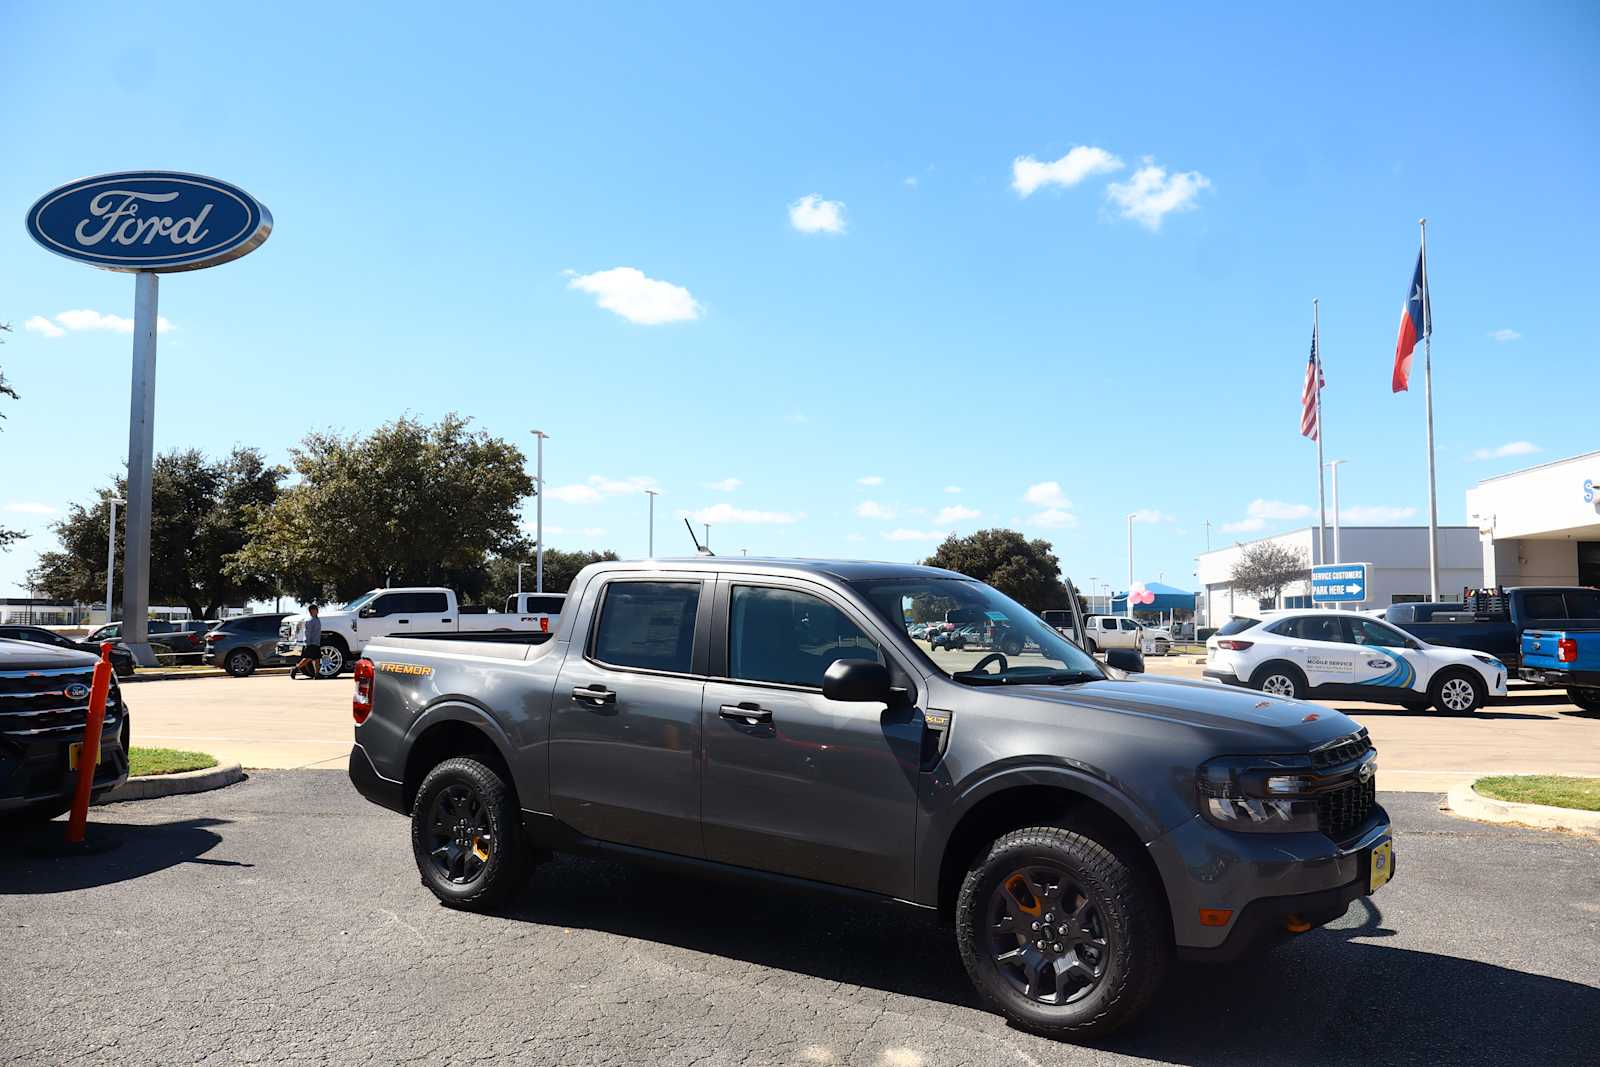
[279,587,543,677]
[1083,615,1171,656]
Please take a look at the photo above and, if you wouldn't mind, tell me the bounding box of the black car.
[0,625,136,678]
[87,618,216,662]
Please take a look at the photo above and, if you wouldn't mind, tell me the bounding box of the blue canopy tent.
[1109,581,1197,618]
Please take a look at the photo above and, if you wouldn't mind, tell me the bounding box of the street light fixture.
[645,489,659,558]
[105,497,125,625]
[1127,513,1137,618]
[530,430,549,592]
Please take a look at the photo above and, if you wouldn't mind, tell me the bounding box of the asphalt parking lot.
[3,772,1596,1066]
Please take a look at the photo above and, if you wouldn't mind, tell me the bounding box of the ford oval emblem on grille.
[65,683,91,701]
[1359,761,1375,783]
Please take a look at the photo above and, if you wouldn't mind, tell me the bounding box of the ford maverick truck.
[1520,628,1600,712]
[346,558,1393,1039]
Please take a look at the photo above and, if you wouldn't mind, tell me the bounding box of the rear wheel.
[1568,688,1600,713]
[956,826,1169,1039]
[225,648,258,678]
[1430,671,1484,714]
[410,757,526,910]
[1251,662,1305,700]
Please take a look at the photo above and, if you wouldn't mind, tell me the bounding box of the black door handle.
[441,618,452,623]
[720,702,772,725]
[572,685,616,705]
[397,618,409,624]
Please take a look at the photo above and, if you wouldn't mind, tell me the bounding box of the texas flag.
[1392,249,1431,392]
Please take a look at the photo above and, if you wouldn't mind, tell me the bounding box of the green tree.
[1228,542,1309,608]
[230,414,534,603]
[482,545,620,604]
[30,448,284,617]
[923,528,1072,613]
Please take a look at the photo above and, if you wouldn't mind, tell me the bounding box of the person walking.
[291,604,322,679]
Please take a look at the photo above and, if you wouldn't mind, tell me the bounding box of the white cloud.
[845,532,866,542]
[788,194,847,234]
[1105,159,1211,230]
[26,309,173,337]
[883,528,946,542]
[1027,508,1079,528]
[857,475,884,486]
[5,501,57,515]
[545,474,656,504]
[1022,481,1072,509]
[581,526,608,537]
[943,486,962,494]
[1488,328,1521,343]
[1471,440,1539,461]
[1220,499,1312,533]
[936,505,980,524]
[902,176,919,189]
[1340,505,1417,523]
[856,500,896,520]
[684,503,802,525]
[1011,146,1124,196]
[704,478,742,492]
[567,267,701,324]
[783,412,809,424]
[1131,508,1175,524]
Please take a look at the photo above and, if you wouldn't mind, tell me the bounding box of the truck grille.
[0,665,123,742]
[1310,730,1373,771]
[1317,776,1376,840]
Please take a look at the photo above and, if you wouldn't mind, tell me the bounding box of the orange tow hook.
[1284,914,1312,933]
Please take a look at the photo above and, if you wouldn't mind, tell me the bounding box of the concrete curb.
[122,668,289,683]
[1445,781,1600,837]
[96,763,245,804]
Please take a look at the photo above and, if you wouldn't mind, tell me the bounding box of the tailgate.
[1521,630,1567,671]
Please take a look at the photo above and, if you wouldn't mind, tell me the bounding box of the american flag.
[1300,326,1324,440]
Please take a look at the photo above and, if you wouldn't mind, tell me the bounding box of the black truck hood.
[997,671,1362,752]
[0,637,100,671]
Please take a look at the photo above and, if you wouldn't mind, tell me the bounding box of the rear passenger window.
[1522,593,1567,619]
[527,596,564,614]
[591,582,700,674]
[729,586,880,689]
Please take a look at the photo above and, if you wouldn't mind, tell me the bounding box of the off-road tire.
[956,825,1170,1040]
[1567,688,1600,713]
[410,757,525,911]
[1429,670,1484,715]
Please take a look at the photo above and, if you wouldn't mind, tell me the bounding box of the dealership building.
[1466,449,1600,588]
[1196,526,1482,625]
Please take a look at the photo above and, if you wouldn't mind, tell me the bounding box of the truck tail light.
[1216,639,1254,651]
[1558,638,1578,663]
[353,658,375,723]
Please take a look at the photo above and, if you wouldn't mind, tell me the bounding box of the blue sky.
[3,2,1597,599]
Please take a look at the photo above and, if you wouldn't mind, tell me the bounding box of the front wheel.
[317,643,347,678]
[225,649,258,678]
[410,757,526,910]
[956,826,1169,1039]
[1568,688,1600,713]
[1430,671,1484,714]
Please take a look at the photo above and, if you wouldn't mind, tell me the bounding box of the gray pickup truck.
[347,558,1393,1039]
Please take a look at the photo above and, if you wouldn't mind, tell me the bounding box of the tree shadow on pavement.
[509,855,1597,1065]
[0,817,247,894]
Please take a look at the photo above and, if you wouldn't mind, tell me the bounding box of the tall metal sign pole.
[104,496,125,624]
[1419,218,1439,601]
[645,488,658,557]
[27,172,271,665]
[531,430,548,592]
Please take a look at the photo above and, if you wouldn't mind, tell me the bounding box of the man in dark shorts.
[291,604,322,679]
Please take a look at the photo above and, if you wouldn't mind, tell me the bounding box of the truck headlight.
[1197,755,1321,833]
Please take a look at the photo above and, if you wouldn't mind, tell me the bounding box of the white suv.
[1204,609,1507,713]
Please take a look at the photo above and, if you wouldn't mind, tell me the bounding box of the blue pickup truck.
[1387,587,1600,669]
[1520,629,1600,712]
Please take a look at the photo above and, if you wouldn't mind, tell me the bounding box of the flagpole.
[1420,218,1439,600]
[1313,298,1326,567]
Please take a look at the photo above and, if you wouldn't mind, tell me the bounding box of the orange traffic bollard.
[63,642,115,844]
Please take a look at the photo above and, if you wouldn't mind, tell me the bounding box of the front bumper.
[1148,802,1392,955]
[0,711,131,813]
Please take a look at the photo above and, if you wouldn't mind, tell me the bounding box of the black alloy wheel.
[225,648,257,678]
[410,756,526,909]
[425,783,494,886]
[987,865,1108,1005]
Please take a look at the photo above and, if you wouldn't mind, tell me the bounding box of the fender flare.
[399,697,534,808]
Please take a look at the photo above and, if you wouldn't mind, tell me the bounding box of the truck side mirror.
[822,659,893,703]
[359,606,377,618]
[1105,648,1145,674]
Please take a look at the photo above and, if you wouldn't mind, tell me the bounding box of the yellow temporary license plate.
[1368,840,1394,893]
[67,741,102,772]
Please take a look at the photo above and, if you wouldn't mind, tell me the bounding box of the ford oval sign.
[26,171,271,273]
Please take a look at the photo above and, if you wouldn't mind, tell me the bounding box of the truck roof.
[598,557,973,582]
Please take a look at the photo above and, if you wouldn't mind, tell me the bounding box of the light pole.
[1326,460,1346,567]
[703,523,711,551]
[645,489,658,557]
[1088,576,1100,614]
[1126,513,1136,618]
[530,430,548,592]
[105,496,125,624]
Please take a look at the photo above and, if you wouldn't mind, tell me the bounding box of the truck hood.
[995,671,1362,752]
[0,637,101,670]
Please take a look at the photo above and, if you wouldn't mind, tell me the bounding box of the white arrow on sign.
[1347,583,1363,595]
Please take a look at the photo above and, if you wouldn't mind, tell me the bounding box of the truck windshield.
[340,590,381,613]
[851,577,1104,686]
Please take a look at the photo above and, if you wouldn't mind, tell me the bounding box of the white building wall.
[1466,451,1600,588]
[1195,526,1482,625]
